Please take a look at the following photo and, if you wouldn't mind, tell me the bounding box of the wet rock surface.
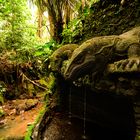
[32,27,140,140]
[43,112,134,140]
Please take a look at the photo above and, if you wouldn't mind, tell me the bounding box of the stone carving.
[64,26,140,80]
[49,44,78,74]
[62,26,140,140]
[42,26,140,140]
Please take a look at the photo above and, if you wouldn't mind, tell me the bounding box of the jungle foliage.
[0,0,55,102]
[0,0,100,102]
[0,0,37,51]
[62,0,140,44]
[0,0,140,102]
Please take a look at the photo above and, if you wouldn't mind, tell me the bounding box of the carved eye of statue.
[74,55,84,64]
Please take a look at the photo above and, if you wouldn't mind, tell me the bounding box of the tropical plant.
[30,0,83,43]
[0,0,37,51]
[62,0,100,43]
[0,82,6,105]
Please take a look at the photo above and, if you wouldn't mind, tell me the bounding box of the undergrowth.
[62,0,140,44]
[24,106,46,140]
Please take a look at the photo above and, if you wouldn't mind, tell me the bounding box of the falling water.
[68,87,72,125]
[82,87,87,139]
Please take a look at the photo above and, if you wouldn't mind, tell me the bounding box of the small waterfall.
[82,87,87,139]
[68,87,72,125]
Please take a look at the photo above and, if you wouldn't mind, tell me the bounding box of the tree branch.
[21,72,48,91]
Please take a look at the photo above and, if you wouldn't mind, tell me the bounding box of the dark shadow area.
[57,80,136,140]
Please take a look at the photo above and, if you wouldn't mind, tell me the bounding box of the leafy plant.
[33,40,56,60]
[0,0,37,51]
[62,0,100,43]
[0,83,6,105]
[62,18,83,43]
[0,107,5,117]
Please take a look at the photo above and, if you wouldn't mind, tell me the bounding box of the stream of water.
[43,85,134,140]
[68,87,72,125]
[68,86,87,139]
[82,87,87,139]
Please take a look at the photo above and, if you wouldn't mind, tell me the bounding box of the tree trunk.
[48,14,54,38]
[81,0,85,11]
[37,10,43,38]
[64,2,71,27]
[44,0,63,43]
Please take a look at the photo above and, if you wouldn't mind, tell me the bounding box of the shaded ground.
[43,112,134,140]
[0,99,44,140]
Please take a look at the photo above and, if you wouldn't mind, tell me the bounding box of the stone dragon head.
[64,36,118,80]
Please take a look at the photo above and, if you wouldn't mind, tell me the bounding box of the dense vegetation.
[62,0,140,43]
[0,0,100,105]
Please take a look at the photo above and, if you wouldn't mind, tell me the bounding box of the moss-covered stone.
[63,0,140,44]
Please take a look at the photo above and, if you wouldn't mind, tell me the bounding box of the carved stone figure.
[49,44,78,74]
[63,26,140,140]
[32,27,140,140]
[64,26,140,80]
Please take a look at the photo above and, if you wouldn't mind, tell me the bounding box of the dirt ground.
[0,99,44,140]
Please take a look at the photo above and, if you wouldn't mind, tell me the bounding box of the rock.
[25,99,38,111]
[27,122,34,126]
[10,99,38,114]
[9,109,16,115]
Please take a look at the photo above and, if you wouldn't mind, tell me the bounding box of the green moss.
[62,0,140,44]
[0,107,4,117]
[135,135,140,140]
[45,73,56,95]
[24,125,34,140]
[24,107,46,140]
[25,73,57,139]
[0,95,4,105]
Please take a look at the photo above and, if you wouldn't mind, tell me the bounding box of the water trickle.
[82,87,87,139]
[68,87,72,125]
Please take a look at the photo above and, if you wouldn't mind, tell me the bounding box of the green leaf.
[34,51,44,56]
